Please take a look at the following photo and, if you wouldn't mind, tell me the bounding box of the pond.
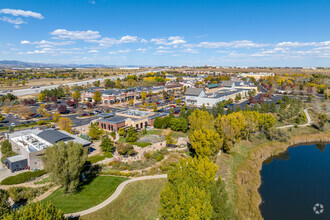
[259,143,330,220]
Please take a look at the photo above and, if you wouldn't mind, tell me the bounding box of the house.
[184,88,205,105]
[5,128,91,171]
[99,109,168,132]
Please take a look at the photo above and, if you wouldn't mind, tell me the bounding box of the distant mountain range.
[0,60,139,68]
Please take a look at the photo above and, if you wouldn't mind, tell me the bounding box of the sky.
[0,0,330,67]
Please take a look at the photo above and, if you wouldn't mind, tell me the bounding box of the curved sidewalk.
[65,174,167,218]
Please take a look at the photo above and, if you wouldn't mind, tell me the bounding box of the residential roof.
[206,83,219,89]
[5,155,27,163]
[37,130,73,144]
[184,88,203,96]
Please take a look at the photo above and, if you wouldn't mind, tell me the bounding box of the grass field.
[42,176,128,214]
[81,178,167,220]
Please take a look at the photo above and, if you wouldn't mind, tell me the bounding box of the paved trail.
[65,174,167,218]
[277,109,312,129]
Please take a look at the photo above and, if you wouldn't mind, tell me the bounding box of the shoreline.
[233,129,330,219]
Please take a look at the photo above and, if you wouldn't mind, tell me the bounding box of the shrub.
[131,142,152,148]
[155,154,164,162]
[7,186,50,203]
[37,120,47,126]
[87,153,113,164]
[1,170,46,185]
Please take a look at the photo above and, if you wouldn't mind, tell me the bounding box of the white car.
[11,123,15,126]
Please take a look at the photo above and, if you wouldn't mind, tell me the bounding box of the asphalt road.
[2,69,168,97]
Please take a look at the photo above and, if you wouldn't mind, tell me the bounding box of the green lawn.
[42,176,128,214]
[81,178,167,220]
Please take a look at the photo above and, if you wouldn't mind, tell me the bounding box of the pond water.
[259,143,330,220]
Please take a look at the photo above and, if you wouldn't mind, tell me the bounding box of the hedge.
[1,170,47,185]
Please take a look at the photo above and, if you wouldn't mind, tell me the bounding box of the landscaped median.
[42,175,128,214]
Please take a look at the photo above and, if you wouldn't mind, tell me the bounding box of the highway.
[4,69,168,97]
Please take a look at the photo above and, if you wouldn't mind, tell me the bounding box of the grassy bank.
[216,126,330,220]
[81,178,166,220]
[42,176,128,213]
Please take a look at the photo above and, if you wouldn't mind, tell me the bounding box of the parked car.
[10,123,15,126]
[82,113,89,117]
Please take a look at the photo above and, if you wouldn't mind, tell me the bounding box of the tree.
[0,189,10,217]
[57,105,67,114]
[176,98,182,105]
[52,112,60,122]
[37,104,51,118]
[86,101,92,109]
[188,109,215,131]
[58,117,73,133]
[141,91,147,102]
[258,113,276,132]
[159,157,218,220]
[93,91,102,103]
[88,122,104,140]
[38,93,45,102]
[318,113,328,131]
[21,80,26,86]
[118,127,126,136]
[2,202,64,220]
[100,135,114,153]
[170,117,188,132]
[126,126,138,142]
[117,144,135,156]
[165,131,177,146]
[189,128,222,158]
[116,78,121,88]
[42,141,87,193]
[72,90,81,100]
[128,99,134,106]
[0,114,4,121]
[210,178,233,220]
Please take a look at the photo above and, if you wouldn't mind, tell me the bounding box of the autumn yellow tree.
[189,128,222,158]
[159,157,218,219]
[188,109,215,131]
[58,117,73,133]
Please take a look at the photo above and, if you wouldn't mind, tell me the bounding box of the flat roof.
[5,155,27,163]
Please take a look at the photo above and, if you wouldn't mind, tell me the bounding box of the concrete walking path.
[65,174,167,218]
[277,109,312,129]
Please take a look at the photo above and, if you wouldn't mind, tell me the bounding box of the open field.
[42,176,128,213]
[171,67,330,76]
[215,126,330,220]
[81,178,166,220]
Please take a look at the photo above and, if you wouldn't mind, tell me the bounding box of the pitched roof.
[37,130,73,144]
[184,88,203,96]
[220,80,234,87]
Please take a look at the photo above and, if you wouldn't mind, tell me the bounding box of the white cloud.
[277,41,330,47]
[20,40,74,47]
[137,48,147,53]
[157,46,171,50]
[196,40,268,48]
[155,50,174,54]
[89,35,139,46]
[182,48,199,54]
[141,38,148,43]
[151,36,186,45]
[109,49,132,54]
[0,16,25,24]
[89,49,98,53]
[51,29,101,40]
[0,8,44,19]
